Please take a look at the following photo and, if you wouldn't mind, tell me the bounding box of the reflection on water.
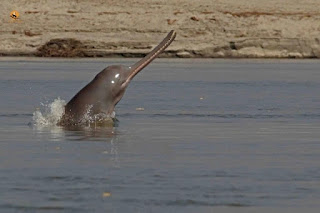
[1,59,320,212]
[32,125,117,141]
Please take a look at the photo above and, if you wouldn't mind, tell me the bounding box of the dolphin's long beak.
[123,30,176,85]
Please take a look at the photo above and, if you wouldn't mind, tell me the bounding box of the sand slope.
[1,0,320,58]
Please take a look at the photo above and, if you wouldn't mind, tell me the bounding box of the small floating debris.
[102,192,111,197]
[136,107,145,111]
[200,97,204,100]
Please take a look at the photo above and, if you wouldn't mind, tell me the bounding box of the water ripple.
[121,198,251,207]
[0,113,32,117]
[119,112,320,119]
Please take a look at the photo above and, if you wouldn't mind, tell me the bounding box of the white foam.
[32,98,116,127]
[32,97,66,126]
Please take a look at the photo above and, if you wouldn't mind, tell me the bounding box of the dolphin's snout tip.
[125,30,177,83]
[169,30,177,40]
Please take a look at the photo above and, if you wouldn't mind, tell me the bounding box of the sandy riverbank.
[1,0,320,58]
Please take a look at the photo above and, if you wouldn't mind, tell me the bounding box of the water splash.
[32,97,66,126]
[32,98,117,127]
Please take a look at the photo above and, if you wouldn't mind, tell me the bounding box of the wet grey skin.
[59,30,176,126]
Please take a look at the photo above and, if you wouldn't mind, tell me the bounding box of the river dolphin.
[58,30,176,126]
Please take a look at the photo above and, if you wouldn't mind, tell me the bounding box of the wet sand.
[1,0,320,58]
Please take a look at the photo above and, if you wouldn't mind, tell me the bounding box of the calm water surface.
[0,58,320,212]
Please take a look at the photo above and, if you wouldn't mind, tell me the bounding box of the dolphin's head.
[94,65,132,114]
[96,30,177,115]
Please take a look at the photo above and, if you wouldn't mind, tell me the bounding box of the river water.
[0,58,320,212]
